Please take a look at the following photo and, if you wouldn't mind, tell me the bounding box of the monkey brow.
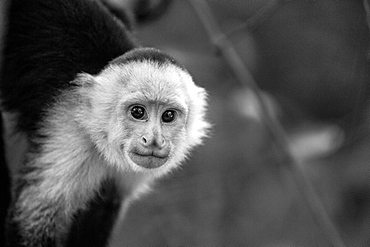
[157,100,188,113]
[123,94,188,113]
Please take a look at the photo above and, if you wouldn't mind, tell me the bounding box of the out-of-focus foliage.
[113,0,370,246]
[0,1,11,246]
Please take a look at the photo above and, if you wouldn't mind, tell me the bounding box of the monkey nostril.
[141,136,148,145]
[160,139,165,147]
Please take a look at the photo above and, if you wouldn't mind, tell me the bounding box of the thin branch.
[188,1,346,246]
[221,0,281,38]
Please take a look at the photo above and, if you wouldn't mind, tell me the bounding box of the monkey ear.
[71,73,97,87]
[70,73,97,109]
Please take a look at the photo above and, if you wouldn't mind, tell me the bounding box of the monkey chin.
[128,152,169,170]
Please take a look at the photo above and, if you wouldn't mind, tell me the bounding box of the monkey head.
[75,48,209,176]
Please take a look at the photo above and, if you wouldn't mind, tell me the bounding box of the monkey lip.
[134,152,167,159]
[129,150,169,169]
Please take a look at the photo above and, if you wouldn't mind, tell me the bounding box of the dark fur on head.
[110,47,184,70]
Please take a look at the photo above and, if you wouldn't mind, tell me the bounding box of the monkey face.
[125,103,186,169]
[118,70,189,172]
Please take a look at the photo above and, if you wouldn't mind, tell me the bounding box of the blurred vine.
[188,1,346,246]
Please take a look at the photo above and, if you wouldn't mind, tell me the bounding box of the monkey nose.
[140,135,166,149]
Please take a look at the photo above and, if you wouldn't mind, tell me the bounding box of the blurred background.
[110,0,370,246]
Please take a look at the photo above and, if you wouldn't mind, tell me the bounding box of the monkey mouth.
[129,151,169,169]
[135,152,166,159]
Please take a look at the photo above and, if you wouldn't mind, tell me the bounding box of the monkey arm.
[8,155,109,246]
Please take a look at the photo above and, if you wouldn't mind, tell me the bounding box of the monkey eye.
[162,110,177,123]
[130,105,147,120]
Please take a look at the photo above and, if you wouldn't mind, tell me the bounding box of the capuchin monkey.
[0,0,209,246]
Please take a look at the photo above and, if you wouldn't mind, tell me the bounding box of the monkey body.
[1,0,209,246]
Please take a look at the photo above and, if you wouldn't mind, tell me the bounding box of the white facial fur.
[77,59,210,178]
